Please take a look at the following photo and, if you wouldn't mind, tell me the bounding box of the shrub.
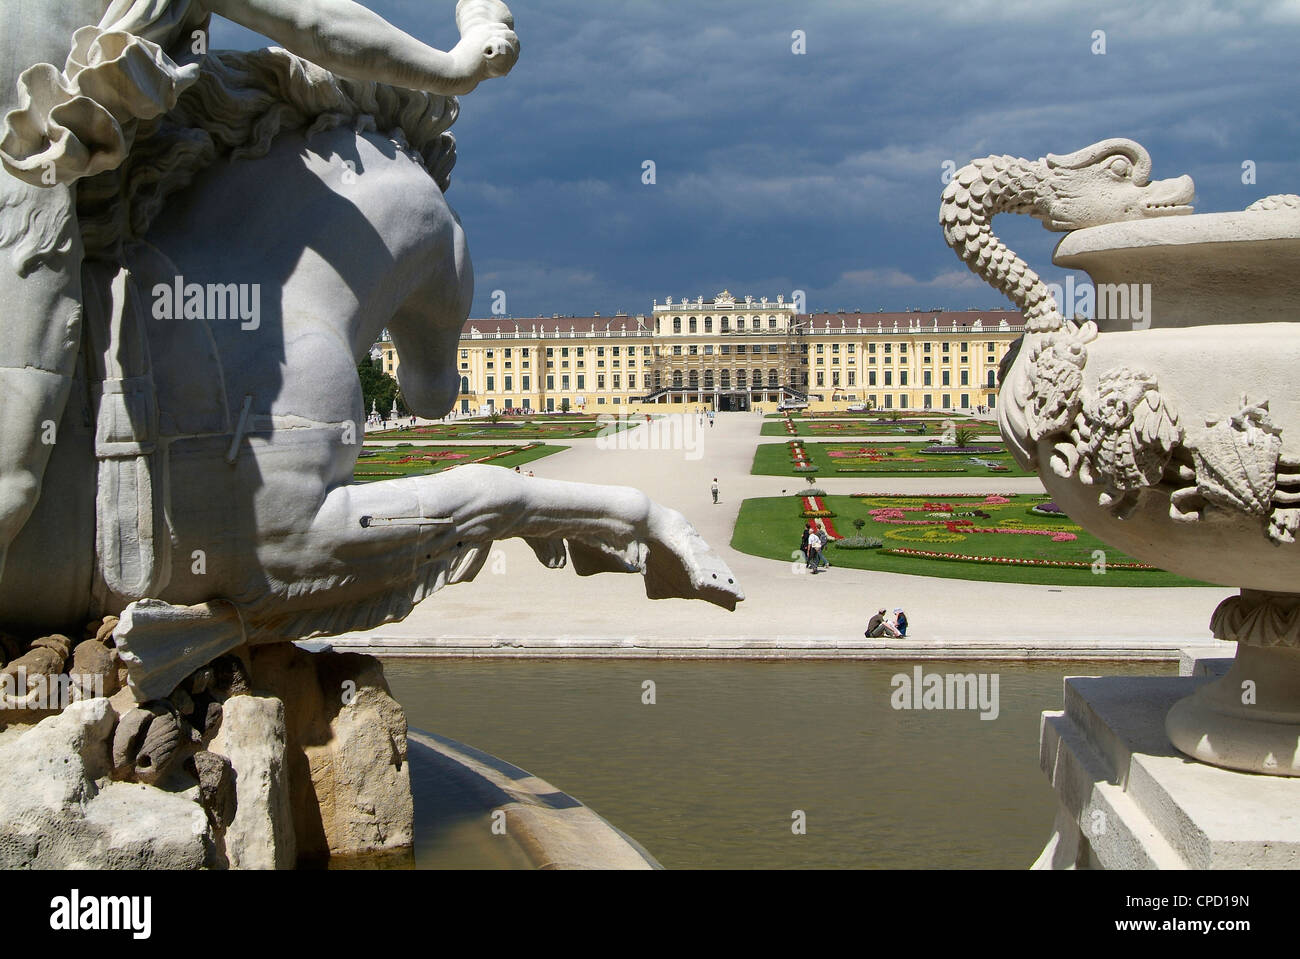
[795,487,828,497]
[832,536,883,550]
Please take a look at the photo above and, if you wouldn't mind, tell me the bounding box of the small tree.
[560,398,571,413]
[954,427,976,448]
[488,409,503,424]
[853,518,866,532]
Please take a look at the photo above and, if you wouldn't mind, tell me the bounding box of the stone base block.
[1035,655,1300,869]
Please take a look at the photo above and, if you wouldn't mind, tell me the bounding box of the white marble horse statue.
[0,1,743,700]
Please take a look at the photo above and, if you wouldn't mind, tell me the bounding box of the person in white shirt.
[807,530,829,571]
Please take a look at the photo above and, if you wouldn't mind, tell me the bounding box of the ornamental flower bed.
[921,445,1007,455]
[355,444,544,480]
[801,495,836,519]
[883,548,1156,570]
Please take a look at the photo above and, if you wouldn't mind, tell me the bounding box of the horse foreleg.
[277,464,744,620]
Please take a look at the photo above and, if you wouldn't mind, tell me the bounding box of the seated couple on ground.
[865,608,907,638]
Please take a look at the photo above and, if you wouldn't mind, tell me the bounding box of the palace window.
[673,318,681,333]
[689,317,698,333]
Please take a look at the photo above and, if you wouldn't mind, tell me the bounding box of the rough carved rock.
[209,694,296,870]
[0,699,211,868]
[71,638,120,701]
[134,706,187,786]
[249,645,413,864]
[189,749,237,831]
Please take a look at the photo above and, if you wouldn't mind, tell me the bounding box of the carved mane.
[77,47,461,256]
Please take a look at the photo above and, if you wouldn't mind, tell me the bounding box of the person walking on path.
[711,478,719,504]
[800,524,811,565]
[807,530,829,572]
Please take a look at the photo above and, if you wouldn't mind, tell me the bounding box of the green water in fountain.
[386,658,1174,869]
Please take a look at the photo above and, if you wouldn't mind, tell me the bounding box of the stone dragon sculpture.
[940,139,1194,475]
[941,138,1300,540]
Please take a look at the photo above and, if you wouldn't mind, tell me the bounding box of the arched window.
[986,369,997,387]
[653,371,662,389]
[460,376,470,393]
[672,371,683,388]
[689,317,698,333]
[703,370,714,389]
[735,369,747,386]
[720,370,731,389]
[721,316,730,333]
[704,316,713,333]
[768,315,777,329]
[688,370,699,387]
[768,369,779,386]
[751,317,760,331]
[673,317,681,333]
[752,368,762,386]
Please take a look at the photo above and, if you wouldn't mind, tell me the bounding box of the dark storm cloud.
[211,1,1300,317]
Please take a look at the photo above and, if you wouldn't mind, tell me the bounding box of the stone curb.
[407,729,660,870]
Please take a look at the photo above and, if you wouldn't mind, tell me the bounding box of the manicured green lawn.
[760,419,999,438]
[731,494,1204,587]
[354,444,567,482]
[369,417,643,440]
[751,441,1034,478]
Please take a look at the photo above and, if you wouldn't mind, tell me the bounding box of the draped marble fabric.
[0,0,210,185]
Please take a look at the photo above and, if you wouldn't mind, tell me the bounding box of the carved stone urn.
[941,138,1300,775]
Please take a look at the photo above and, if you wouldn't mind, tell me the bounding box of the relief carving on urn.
[942,137,1300,775]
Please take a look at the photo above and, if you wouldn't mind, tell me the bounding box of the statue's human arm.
[203,0,518,95]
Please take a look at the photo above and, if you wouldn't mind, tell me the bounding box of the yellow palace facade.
[375,292,1025,415]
